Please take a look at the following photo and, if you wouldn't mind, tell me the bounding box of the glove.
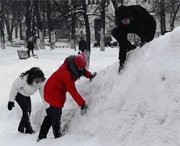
[81,103,88,115]
[8,101,14,111]
[89,72,97,81]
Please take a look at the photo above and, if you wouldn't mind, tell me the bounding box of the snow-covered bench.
[17,50,29,59]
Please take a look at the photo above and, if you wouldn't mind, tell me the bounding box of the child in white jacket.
[8,67,46,134]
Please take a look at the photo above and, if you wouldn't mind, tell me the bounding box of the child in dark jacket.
[37,53,97,141]
[78,37,87,53]
[111,5,156,72]
[27,37,35,57]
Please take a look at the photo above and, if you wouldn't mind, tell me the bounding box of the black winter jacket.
[114,5,156,42]
[27,41,34,50]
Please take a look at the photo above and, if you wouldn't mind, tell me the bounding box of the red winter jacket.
[44,58,92,108]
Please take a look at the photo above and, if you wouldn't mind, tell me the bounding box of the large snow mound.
[65,27,180,146]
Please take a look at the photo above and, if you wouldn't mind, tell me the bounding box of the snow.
[1,27,180,146]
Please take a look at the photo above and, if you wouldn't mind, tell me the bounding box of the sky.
[1,26,180,146]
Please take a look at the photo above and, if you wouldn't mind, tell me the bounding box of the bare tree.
[0,0,5,49]
[16,1,26,40]
[151,0,180,34]
[2,0,21,42]
[54,0,91,67]
[168,0,180,31]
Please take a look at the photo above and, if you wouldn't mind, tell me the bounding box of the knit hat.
[74,53,87,68]
[115,5,132,21]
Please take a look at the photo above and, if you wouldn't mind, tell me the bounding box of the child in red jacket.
[37,53,96,141]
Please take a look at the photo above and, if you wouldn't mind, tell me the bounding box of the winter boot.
[52,124,62,138]
[18,120,25,133]
[25,125,35,134]
[25,120,35,134]
[118,61,124,73]
[23,112,35,134]
[118,65,123,73]
[37,116,52,141]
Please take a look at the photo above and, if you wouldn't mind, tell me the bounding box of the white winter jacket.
[9,75,44,102]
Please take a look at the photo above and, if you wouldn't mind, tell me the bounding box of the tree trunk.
[34,0,44,49]
[100,0,105,51]
[19,21,23,40]
[39,31,45,49]
[4,10,16,42]
[5,21,10,41]
[169,2,180,31]
[100,28,105,51]
[32,11,36,37]
[15,23,18,38]
[46,0,53,49]
[71,12,76,51]
[0,22,5,49]
[0,0,5,49]
[9,17,15,42]
[82,0,91,69]
[42,2,46,37]
[160,0,166,35]
[25,1,32,41]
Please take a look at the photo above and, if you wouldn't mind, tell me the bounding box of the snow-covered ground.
[1,27,180,146]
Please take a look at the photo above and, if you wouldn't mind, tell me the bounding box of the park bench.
[17,50,29,59]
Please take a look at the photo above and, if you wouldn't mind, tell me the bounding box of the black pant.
[15,93,33,133]
[111,24,155,67]
[15,93,31,113]
[27,49,34,57]
[111,26,137,67]
[38,106,62,139]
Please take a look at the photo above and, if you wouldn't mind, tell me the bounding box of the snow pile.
[66,27,180,146]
